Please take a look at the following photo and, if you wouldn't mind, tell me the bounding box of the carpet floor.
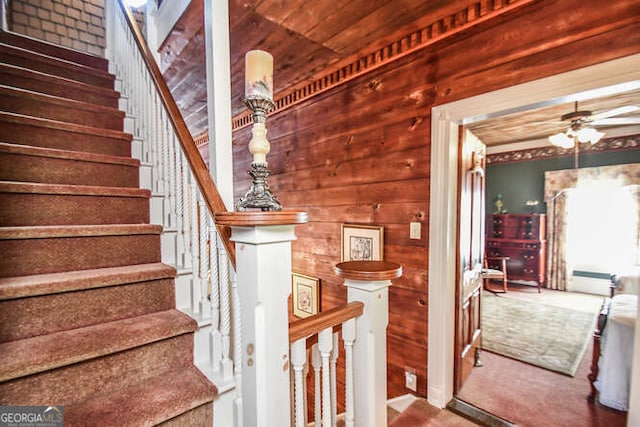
[458,286,627,427]
[482,292,596,376]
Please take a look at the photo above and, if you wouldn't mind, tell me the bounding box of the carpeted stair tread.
[64,366,216,426]
[0,112,132,157]
[0,263,176,300]
[0,181,149,197]
[0,112,130,141]
[0,43,114,88]
[0,85,125,130]
[0,309,196,382]
[0,223,162,239]
[0,143,140,187]
[0,142,138,167]
[0,63,120,108]
[0,30,109,71]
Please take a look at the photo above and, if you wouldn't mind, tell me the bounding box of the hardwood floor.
[457,284,627,427]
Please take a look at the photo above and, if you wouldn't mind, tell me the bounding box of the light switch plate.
[410,222,421,239]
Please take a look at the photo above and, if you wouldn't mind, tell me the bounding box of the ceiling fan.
[548,101,640,149]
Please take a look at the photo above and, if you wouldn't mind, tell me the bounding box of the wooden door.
[454,129,486,392]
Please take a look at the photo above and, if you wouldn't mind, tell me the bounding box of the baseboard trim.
[447,397,516,427]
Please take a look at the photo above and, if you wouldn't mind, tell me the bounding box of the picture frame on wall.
[341,224,384,262]
[292,272,320,318]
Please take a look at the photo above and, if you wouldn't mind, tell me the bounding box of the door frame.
[427,53,640,409]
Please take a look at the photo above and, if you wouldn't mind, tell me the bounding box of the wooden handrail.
[115,0,235,268]
[289,302,364,343]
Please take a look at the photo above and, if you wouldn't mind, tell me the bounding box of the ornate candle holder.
[235,96,282,211]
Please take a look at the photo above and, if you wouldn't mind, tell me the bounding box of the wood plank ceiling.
[158,0,640,147]
[158,0,471,136]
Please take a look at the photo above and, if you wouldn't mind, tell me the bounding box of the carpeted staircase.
[0,30,216,425]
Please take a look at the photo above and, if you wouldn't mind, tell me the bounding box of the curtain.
[544,163,640,291]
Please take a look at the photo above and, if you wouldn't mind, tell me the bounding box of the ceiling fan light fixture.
[576,126,605,144]
[549,132,574,149]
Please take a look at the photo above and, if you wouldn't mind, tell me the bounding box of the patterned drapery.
[544,163,640,291]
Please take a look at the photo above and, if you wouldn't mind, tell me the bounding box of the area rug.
[481,294,597,376]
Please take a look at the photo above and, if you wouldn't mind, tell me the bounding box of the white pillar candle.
[245,50,273,99]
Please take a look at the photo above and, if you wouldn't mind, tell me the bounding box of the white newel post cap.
[335,260,403,285]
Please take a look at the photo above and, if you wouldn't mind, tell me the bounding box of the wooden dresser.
[485,213,546,290]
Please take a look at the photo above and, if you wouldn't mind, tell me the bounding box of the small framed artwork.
[292,272,320,318]
[341,224,384,262]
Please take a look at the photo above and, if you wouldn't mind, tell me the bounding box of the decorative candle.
[245,50,273,100]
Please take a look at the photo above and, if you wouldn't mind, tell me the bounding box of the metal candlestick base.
[235,162,282,211]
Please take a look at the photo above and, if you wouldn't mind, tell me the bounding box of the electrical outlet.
[405,369,417,392]
[410,222,421,239]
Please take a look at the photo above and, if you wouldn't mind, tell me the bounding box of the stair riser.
[0,67,119,108]
[0,334,194,405]
[0,234,161,278]
[0,91,123,131]
[0,119,131,157]
[0,32,109,71]
[0,278,176,342]
[0,46,114,89]
[0,151,139,187]
[0,193,150,226]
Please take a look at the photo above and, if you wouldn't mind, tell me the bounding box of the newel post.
[334,261,402,427]
[215,211,308,427]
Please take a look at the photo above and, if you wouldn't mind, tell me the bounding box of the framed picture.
[341,224,384,262]
[292,272,320,318]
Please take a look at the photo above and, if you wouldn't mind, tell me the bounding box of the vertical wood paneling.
[231,0,640,399]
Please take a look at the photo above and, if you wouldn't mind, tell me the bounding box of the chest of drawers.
[486,214,546,290]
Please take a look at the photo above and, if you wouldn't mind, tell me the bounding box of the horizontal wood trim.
[115,0,236,267]
[289,301,364,343]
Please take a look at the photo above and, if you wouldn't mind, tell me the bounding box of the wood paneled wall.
[232,0,640,399]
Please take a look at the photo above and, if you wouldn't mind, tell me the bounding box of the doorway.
[426,53,640,417]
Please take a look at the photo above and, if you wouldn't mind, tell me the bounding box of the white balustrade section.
[289,321,360,427]
[289,262,401,427]
[104,0,239,403]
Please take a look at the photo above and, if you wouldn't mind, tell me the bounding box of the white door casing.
[427,53,640,410]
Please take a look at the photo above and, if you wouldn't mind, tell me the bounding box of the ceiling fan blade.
[590,105,640,121]
[592,117,640,126]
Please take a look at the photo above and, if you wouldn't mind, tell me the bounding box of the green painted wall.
[485,148,640,215]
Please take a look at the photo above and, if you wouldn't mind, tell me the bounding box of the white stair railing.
[289,304,362,427]
[104,0,239,396]
[289,261,402,427]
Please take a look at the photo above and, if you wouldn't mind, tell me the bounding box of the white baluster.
[232,268,244,427]
[319,328,333,427]
[218,235,233,380]
[209,227,221,372]
[312,343,321,427]
[189,183,201,313]
[198,199,210,316]
[167,133,177,229]
[330,332,339,427]
[181,158,193,269]
[342,318,356,427]
[174,150,187,268]
[291,338,307,427]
